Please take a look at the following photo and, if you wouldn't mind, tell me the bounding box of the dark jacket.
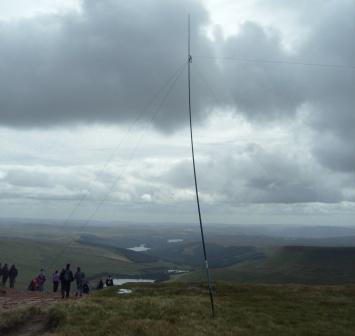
[74,271,85,286]
[1,265,9,280]
[60,269,74,283]
[105,277,114,287]
[96,280,104,290]
[9,266,18,280]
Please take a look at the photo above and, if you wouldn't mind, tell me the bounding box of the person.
[0,263,3,288]
[105,275,114,287]
[52,270,60,293]
[74,267,85,297]
[59,268,65,295]
[1,264,9,287]
[36,269,46,292]
[60,264,74,299]
[96,279,104,290]
[28,278,38,291]
[9,265,18,289]
[83,280,90,295]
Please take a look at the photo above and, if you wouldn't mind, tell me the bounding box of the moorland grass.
[0,306,43,334]
[16,282,354,336]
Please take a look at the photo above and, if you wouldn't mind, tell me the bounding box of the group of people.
[28,269,48,292]
[96,275,114,290]
[29,264,90,298]
[1,262,115,297]
[0,263,18,288]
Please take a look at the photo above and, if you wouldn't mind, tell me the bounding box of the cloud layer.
[0,0,354,223]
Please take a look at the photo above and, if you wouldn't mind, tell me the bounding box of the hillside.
[176,246,355,285]
[0,237,172,289]
[1,282,355,336]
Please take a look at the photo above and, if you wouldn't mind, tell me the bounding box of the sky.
[0,0,354,226]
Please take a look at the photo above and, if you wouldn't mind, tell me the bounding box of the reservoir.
[113,278,155,286]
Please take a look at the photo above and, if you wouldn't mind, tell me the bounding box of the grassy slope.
[2,282,355,336]
[176,246,355,285]
[0,237,169,289]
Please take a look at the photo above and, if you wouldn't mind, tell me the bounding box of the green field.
[0,236,172,289]
[1,282,355,335]
[2,222,355,289]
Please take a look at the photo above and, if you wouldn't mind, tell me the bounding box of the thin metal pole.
[187,14,215,318]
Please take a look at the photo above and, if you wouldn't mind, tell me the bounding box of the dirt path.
[0,289,63,335]
[0,288,60,311]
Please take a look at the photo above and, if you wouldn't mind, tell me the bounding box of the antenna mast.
[187,14,215,318]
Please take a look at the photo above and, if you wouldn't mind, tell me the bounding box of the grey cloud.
[158,143,350,205]
[0,0,352,130]
[0,0,354,178]
[218,22,306,120]
[0,137,353,209]
[313,135,355,173]
[4,169,51,188]
[0,0,211,130]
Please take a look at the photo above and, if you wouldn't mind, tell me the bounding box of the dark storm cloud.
[212,0,354,175]
[0,0,212,129]
[0,0,354,176]
[0,0,353,129]
[0,0,354,128]
[299,0,355,173]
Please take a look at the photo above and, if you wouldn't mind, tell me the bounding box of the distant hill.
[148,242,265,268]
[176,246,355,285]
[78,235,266,268]
[78,234,159,263]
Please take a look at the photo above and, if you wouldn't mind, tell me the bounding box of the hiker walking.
[1,264,9,287]
[59,268,65,295]
[36,269,46,291]
[9,265,18,288]
[83,280,90,295]
[52,270,60,293]
[96,279,104,290]
[74,267,85,297]
[60,264,74,299]
[36,269,47,292]
[105,275,114,287]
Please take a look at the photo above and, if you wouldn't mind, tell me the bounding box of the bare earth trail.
[0,288,89,336]
[0,288,65,336]
[0,288,60,311]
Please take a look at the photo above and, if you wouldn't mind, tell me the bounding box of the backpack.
[28,279,37,291]
[64,270,71,282]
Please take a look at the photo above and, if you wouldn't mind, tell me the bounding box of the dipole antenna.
[187,14,215,318]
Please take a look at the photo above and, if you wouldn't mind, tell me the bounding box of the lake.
[168,239,183,243]
[113,278,155,286]
[127,244,151,252]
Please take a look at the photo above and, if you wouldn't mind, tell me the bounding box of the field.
[1,221,355,335]
[1,282,355,335]
[2,222,355,289]
[0,236,173,289]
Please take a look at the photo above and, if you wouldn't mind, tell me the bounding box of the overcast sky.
[0,0,354,226]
